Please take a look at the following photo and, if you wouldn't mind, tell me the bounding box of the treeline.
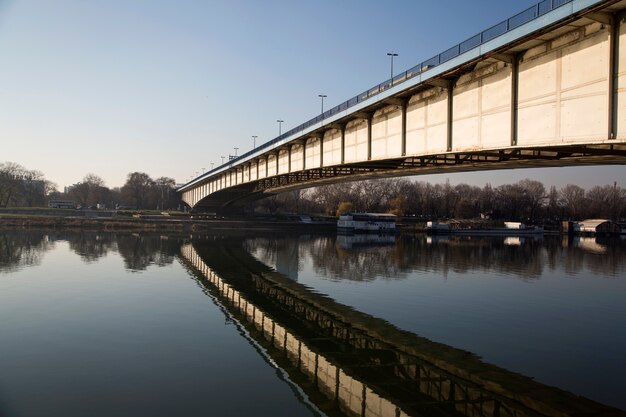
[55,172,181,210]
[255,178,626,222]
[0,162,55,207]
[0,162,180,210]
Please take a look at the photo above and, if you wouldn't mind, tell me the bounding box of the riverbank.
[0,212,336,232]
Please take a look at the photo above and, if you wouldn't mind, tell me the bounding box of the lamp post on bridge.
[210,163,214,170]
[233,147,239,157]
[277,120,284,136]
[318,94,327,114]
[221,156,225,165]
[252,135,258,149]
[387,52,398,81]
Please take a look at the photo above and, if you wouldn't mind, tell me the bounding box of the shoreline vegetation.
[0,208,572,235]
[0,209,337,232]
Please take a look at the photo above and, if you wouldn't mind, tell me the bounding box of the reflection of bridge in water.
[179,239,624,417]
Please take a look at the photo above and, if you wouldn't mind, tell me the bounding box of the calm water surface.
[0,230,625,416]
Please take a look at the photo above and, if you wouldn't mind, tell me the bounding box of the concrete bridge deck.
[179,0,626,211]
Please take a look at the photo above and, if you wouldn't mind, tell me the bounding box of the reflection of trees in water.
[1,231,185,273]
[0,232,53,273]
[246,235,626,282]
[307,236,406,281]
[66,232,116,263]
[115,234,181,272]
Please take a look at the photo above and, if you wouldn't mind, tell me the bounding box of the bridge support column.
[401,98,408,156]
[447,85,453,152]
[340,125,346,164]
[609,12,622,139]
[288,146,292,173]
[367,113,373,160]
[319,136,324,167]
[511,55,519,146]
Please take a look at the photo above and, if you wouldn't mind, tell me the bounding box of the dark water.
[0,230,624,417]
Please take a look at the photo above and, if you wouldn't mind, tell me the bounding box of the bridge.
[179,0,626,211]
[179,237,625,417]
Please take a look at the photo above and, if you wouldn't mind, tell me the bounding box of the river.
[0,230,624,416]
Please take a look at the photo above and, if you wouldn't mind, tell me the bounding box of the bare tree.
[559,184,587,220]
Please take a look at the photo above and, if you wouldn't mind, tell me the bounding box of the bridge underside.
[192,144,626,212]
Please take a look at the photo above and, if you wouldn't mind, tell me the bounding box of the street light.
[233,147,239,156]
[318,94,327,114]
[387,52,398,81]
[202,167,205,174]
[277,119,284,136]
[252,135,258,149]
[221,156,225,164]
[210,163,214,169]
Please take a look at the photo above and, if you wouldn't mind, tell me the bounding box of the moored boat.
[337,213,396,233]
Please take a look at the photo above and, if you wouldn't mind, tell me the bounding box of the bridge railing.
[186,0,574,187]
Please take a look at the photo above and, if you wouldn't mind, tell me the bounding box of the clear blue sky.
[1,0,623,189]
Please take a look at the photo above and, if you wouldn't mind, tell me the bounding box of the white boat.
[337,213,396,233]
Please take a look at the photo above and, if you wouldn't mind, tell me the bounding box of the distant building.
[566,219,621,236]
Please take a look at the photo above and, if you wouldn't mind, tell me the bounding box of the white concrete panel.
[267,154,277,176]
[258,159,266,179]
[518,51,558,103]
[454,81,479,119]
[290,144,303,172]
[426,93,449,153]
[371,106,402,160]
[243,166,249,183]
[561,30,608,91]
[560,29,609,142]
[482,66,512,112]
[305,137,321,169]
[519,102,557,144]
[453,117,479,150]
[406,99,427,155]
[518,49,558,145]
[356,121,369,161]
[618,20,626,138]
[250,161,257,181]
[561,94,607,140]
[323,129,342,166]
[453,81,480,151]
[344,122,359,163]
[278,150,289,174]
[481,111,511,148]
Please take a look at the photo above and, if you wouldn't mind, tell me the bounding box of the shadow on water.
[180,236,626,417]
